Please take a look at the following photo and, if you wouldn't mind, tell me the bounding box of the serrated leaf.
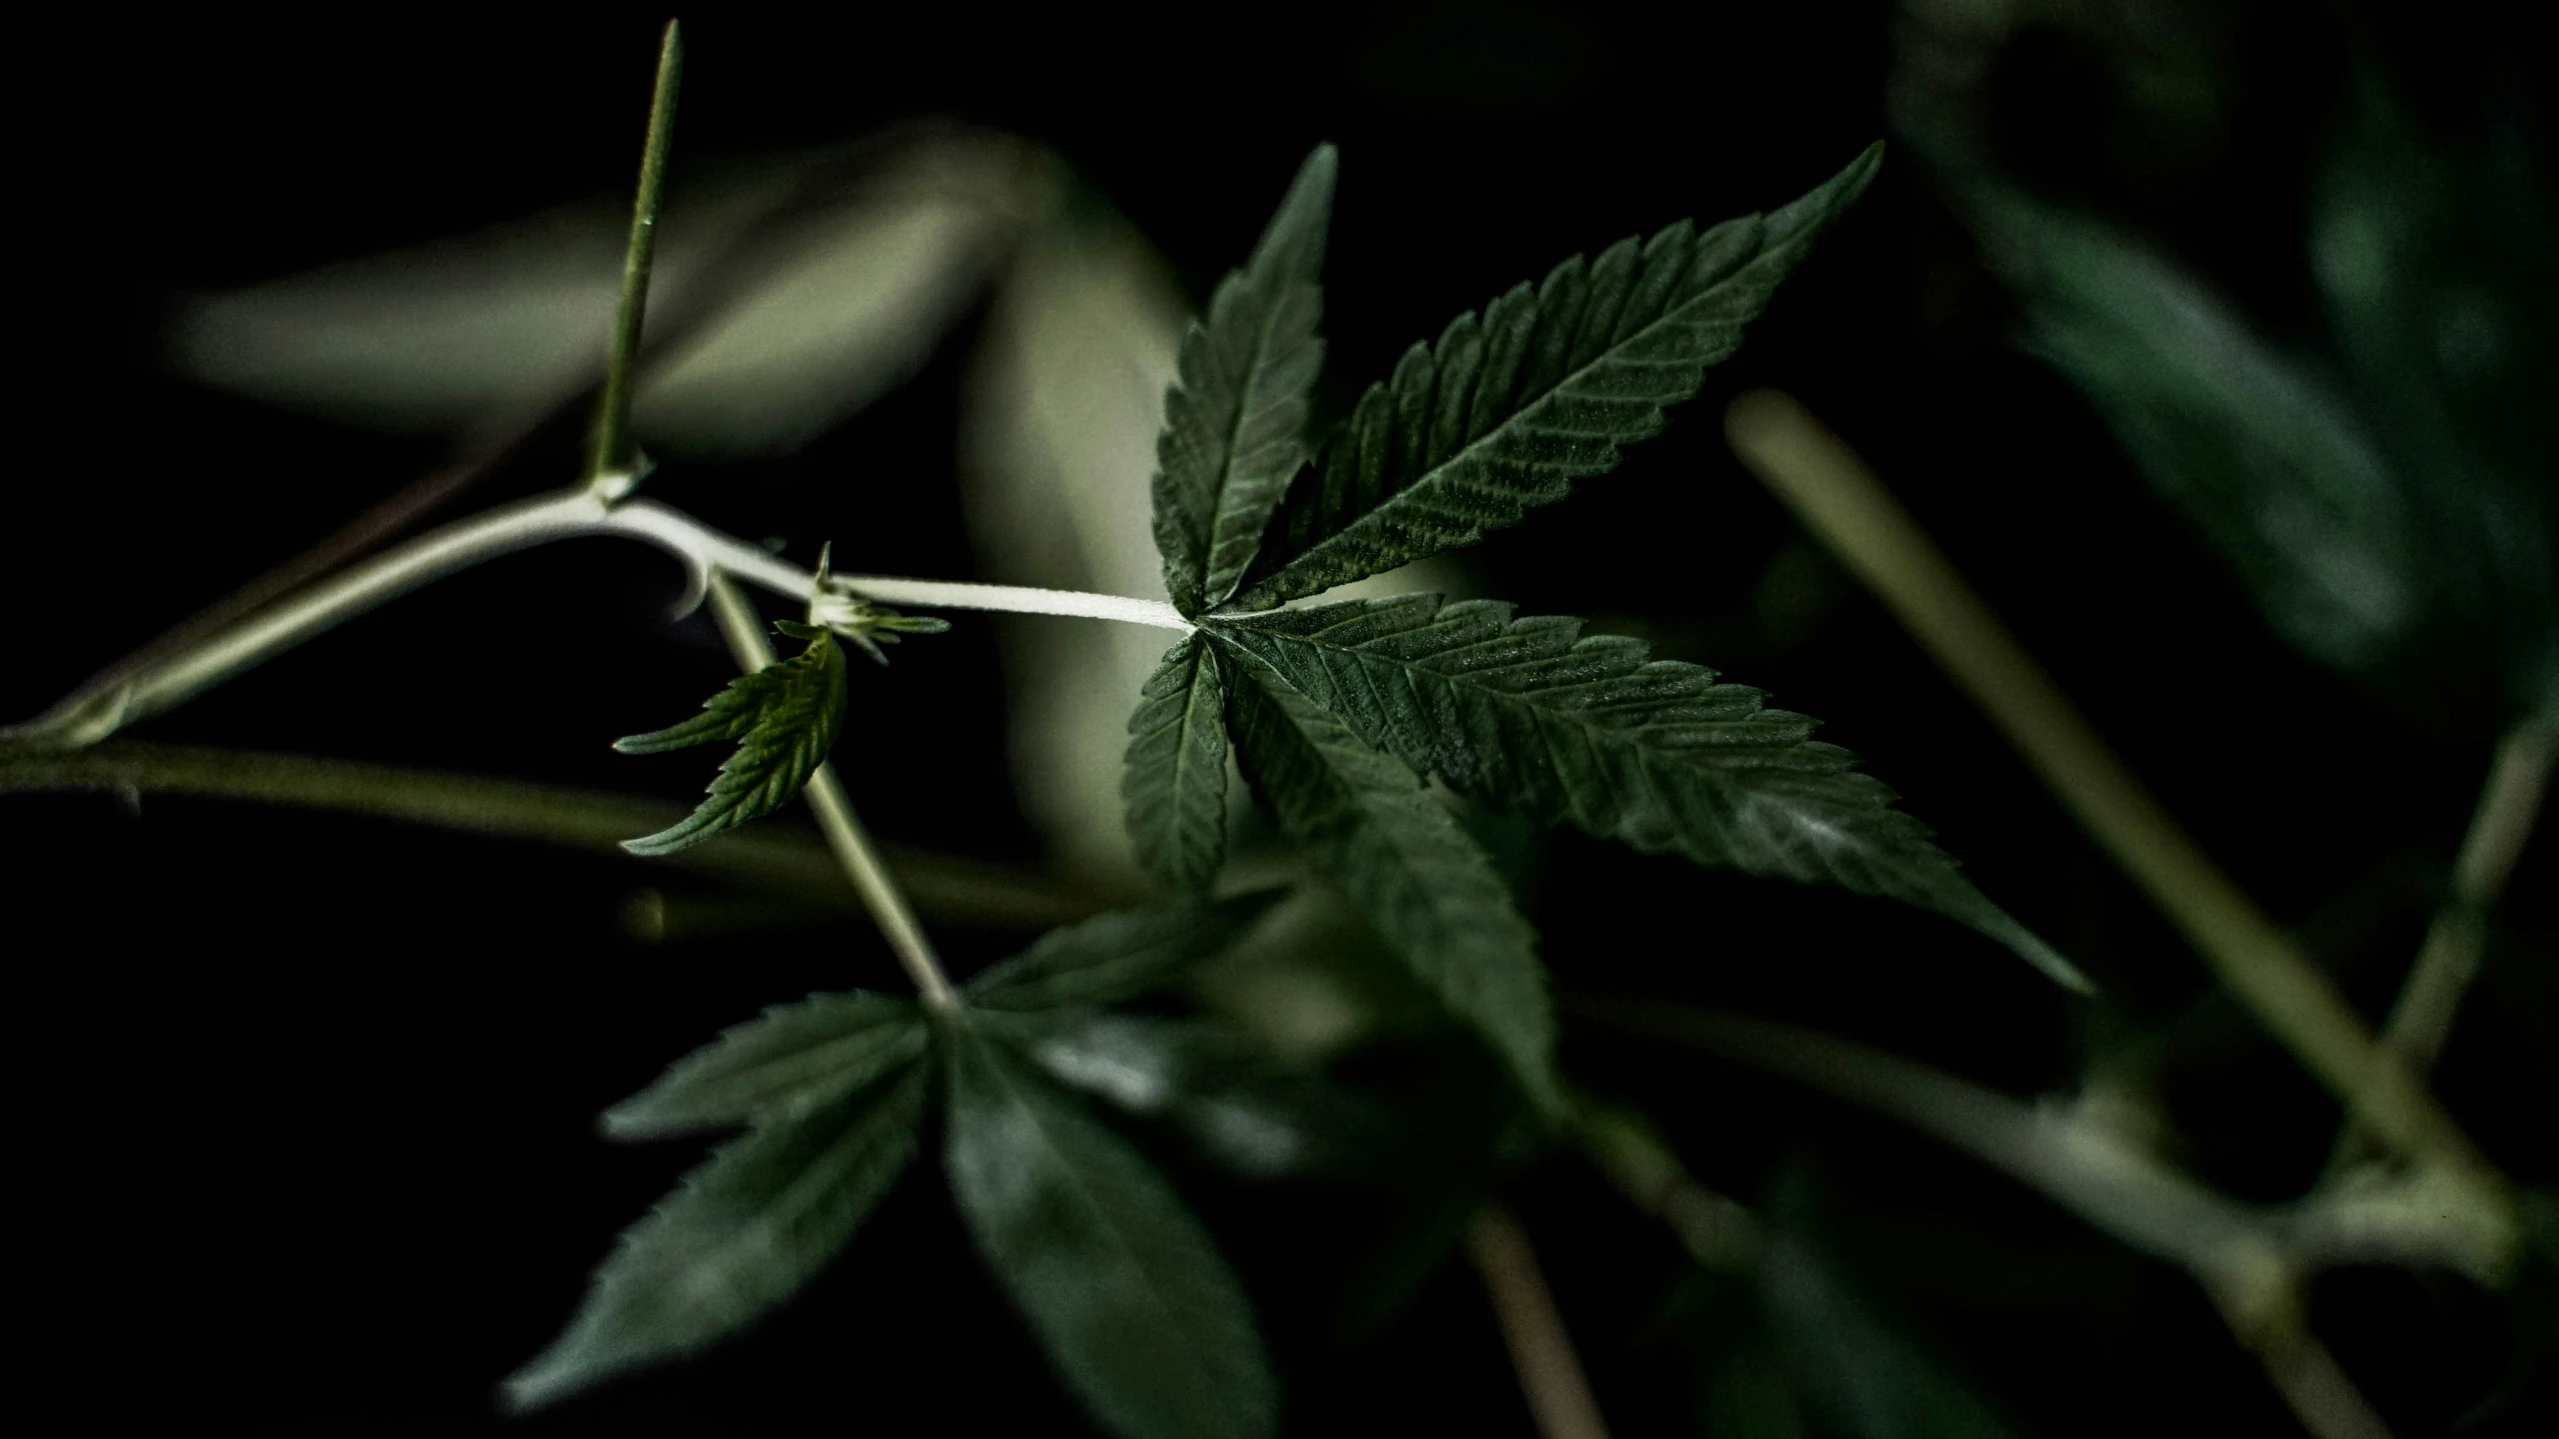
[615,621,847,856]
[966,894,1282,1012]
[1006,1011,1384,1178]
[1152,145,1337,615]
[603,992,927,1139]
[1213,637,1558,1109]
[944,1023,1275,1439]
[1122,634,1232,890]
[504,1062,929,1411]
[1225,144,1881,611]
[1209,596,2082,989]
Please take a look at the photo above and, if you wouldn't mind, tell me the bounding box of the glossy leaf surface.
[944,1025,1275,1439]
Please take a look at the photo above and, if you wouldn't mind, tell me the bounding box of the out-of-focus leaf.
[964,894,1283,1013]
[1009,1011,1385,1178]
[1122,634,1231,891]
[1218,642,1557,1111]
[1225,145,1881,610]
[944,1023,1276,1439]
[168,129,1048,452]
[2311,70,2559,699]
[505,1062,929,1411]
[614,620,846,856]
[1210,594,2082,988]
[1976,191,2426,676]
[1753,1228,2023,1439]
[960,190,1191,882]
[603,991,925,1138]
[1150,144,1335,615]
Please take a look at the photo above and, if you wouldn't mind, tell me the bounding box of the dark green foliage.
[1004,1010,1385,1178]
[1152,145,1336,617]
[1975,194,2428,677]
[505,1062,930,1410]
[603,991,927,1138]
[964,894,1283,1012]
[1224,143,1882,611]
[1217,640,1558,1110]
[943,1022,1277,1439]
[1212,595,2084,988]
[1122,634,1231,891]
[1974,77,2559,706]
[614,620,847,855]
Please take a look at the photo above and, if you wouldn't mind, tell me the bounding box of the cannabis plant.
[9,18,2547,1438]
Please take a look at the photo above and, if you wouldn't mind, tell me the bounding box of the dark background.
[12,3,2552,1433]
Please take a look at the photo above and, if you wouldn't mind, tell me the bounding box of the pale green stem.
[0,738,1099,928]
[3,487,1186,749]
[585,20,684,497]
[2327,711,2555,1174]
[1724,389,2492,1188]
[1573,1103,1764,1274]
[703,574,957,1007]
[1466,1205,1613,1439]
[1576,1000,2427,1439]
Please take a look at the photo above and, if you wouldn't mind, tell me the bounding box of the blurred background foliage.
[9,1,2551,1433]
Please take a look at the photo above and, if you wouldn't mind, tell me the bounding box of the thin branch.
[1466,1205,1613,1439]
[1724,390,2493,1191]
[1573,1103,1764,1274]
[0,738,1101,929]
[704,574,957,1006]
[1576,999,2415,1439]
[585,20,684,497]
[2,487,1187,749]
[2319,713,2552,1177]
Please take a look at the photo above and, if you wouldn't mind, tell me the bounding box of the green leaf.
[944,1022,1276,1439]
[1152,144,1337,616]
[1004,1011,1385,1178]
[1209,596,2083,989]
[1212,635,1559,1109]
[615,620,848,856]
[1122,634,1232,890]
[602,992,927,1139]
[1225,144,1881,611]
[1974,193,2426,677]
[505,1061,929,1411]
[965,894,1283,1013]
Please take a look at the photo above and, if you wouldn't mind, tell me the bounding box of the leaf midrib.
[1244,232,1758,600]
[964,1033,1229,1395]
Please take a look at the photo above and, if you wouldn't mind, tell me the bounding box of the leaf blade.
[965,894,1282,1013]
[617,624,848,856]
[505,1061,929,1411]
[1210,633,1560,1107]
[944,1023,1275,1439]
[1122,634,1232,891]
[1152,145,1337,615]
[603,992,927,1139]
[1227,145,1881,609]
[1211,596,2081,988]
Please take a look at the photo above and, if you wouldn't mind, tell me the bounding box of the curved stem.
[5,488,1187,748]
[705,574,958,1007]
